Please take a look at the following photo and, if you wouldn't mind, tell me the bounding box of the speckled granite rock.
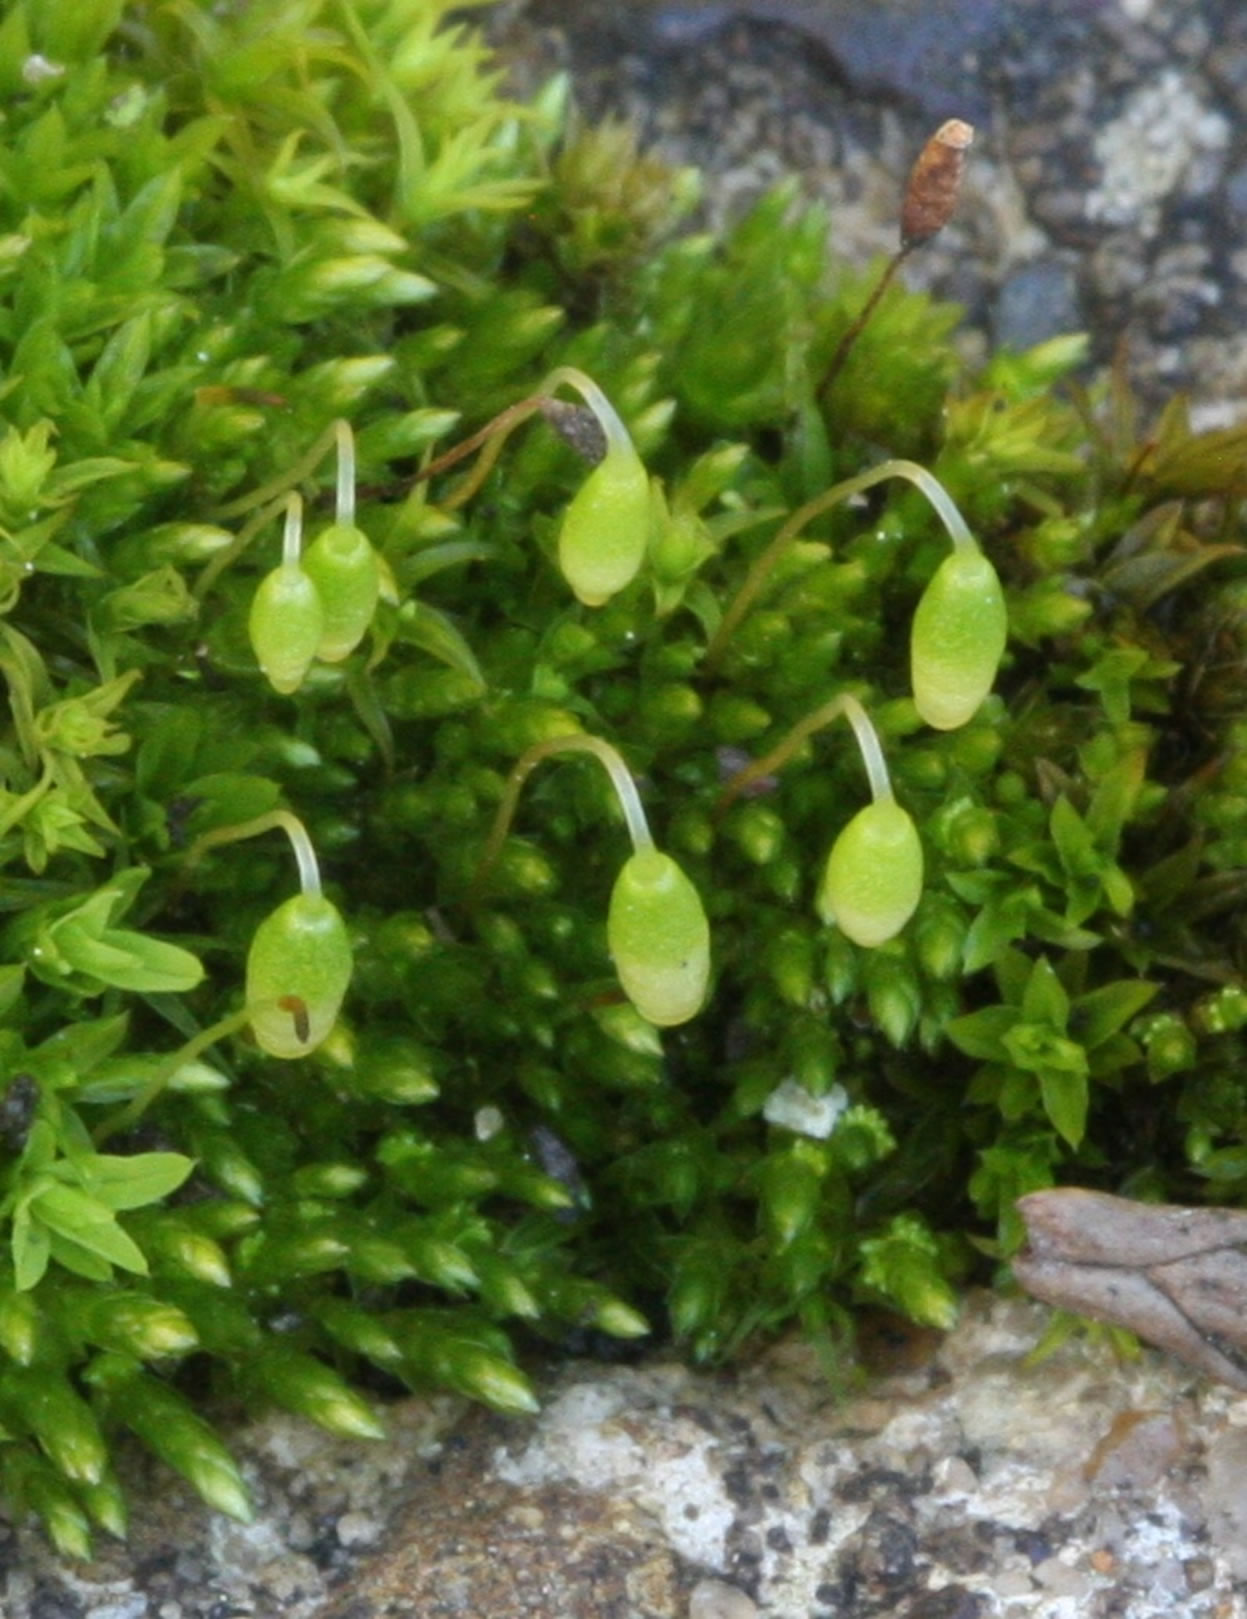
[494,0,1247,414]
[7,5,1247,1614]
[8,1293,1247,1616]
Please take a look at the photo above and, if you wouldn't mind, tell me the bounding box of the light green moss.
[2,0,1247,1554]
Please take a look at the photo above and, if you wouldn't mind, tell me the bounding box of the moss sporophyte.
[4,0,1247,1555]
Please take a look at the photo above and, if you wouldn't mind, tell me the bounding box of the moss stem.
[197,416,360,599]
[704,458,974,672]
[193,492,289,601]
[335,418,356,527]
[471,733,652,904]
[215,418,341,521]
[817,248,909,402]
[405,394,544,508]
[405,365,632,513]
[540,365,633,457]
[716,692,893,818]
[93,1007,252,1146]
[186,809,323,897]
[281,492,303,567]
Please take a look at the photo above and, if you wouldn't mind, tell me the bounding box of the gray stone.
[993,261,1084,352]
[10,1293,1247,1618]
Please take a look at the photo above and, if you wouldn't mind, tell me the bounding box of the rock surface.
[7,1293,1247,1616]
[6,3,1247,1614]
[500,0,1247,414]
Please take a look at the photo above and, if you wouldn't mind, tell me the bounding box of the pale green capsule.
[245,892,352,1058]
[300,521,381,662]
[557,444,650,607]
[816,800,923,948]
[910,549,1007,729]
[607,849,710,1026]
[248,562,324,695]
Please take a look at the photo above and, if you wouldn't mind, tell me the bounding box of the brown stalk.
[818,118,974,402]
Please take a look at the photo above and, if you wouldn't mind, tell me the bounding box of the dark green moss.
[2,0,1247,1554]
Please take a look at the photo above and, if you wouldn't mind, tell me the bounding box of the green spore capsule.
[607,848,710,1026]
[300,521,381,662]
[248,561,324,695]
[910,549,1007,730]
[557,443,651,606]
[245,891,352,1058]
[816,800,923,948]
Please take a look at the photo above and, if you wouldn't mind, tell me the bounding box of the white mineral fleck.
[1087,71,1228,233]
[762,1078,848,1139]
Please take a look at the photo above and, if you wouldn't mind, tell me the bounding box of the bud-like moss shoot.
[185,810,353,1059]
[910,546,1007,730]
[817,799,924,948]
[473,733,710,1026]
[706,459,976,670]
[300,420,381,662]
[542,368,650,606]
[247,493,324,694]
[718,693,923,949]
[398,366,650,604]
[608,848,711,1027]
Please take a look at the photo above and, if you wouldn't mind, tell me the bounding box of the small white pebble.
[475,1104,505,1141]
[285,1511,317,1552]
[762,1078,848,1139]
[336,1510,382,1549]
[933,1454,979,1496]
[689,1577,758,1619]
[85,1600,148,1619]
[1033,1556,1093,1598]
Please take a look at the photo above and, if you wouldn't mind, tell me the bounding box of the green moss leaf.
[74,1152,195,1212]
[1072,980,1159,1050]
[28,1184,148,1278]
[1037,1066,1089,1150]
[945,1004,1017,1062]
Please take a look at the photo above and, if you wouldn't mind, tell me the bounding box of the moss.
[3,0,1247,1552]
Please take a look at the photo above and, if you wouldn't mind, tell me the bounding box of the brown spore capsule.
[900,118,974,249]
